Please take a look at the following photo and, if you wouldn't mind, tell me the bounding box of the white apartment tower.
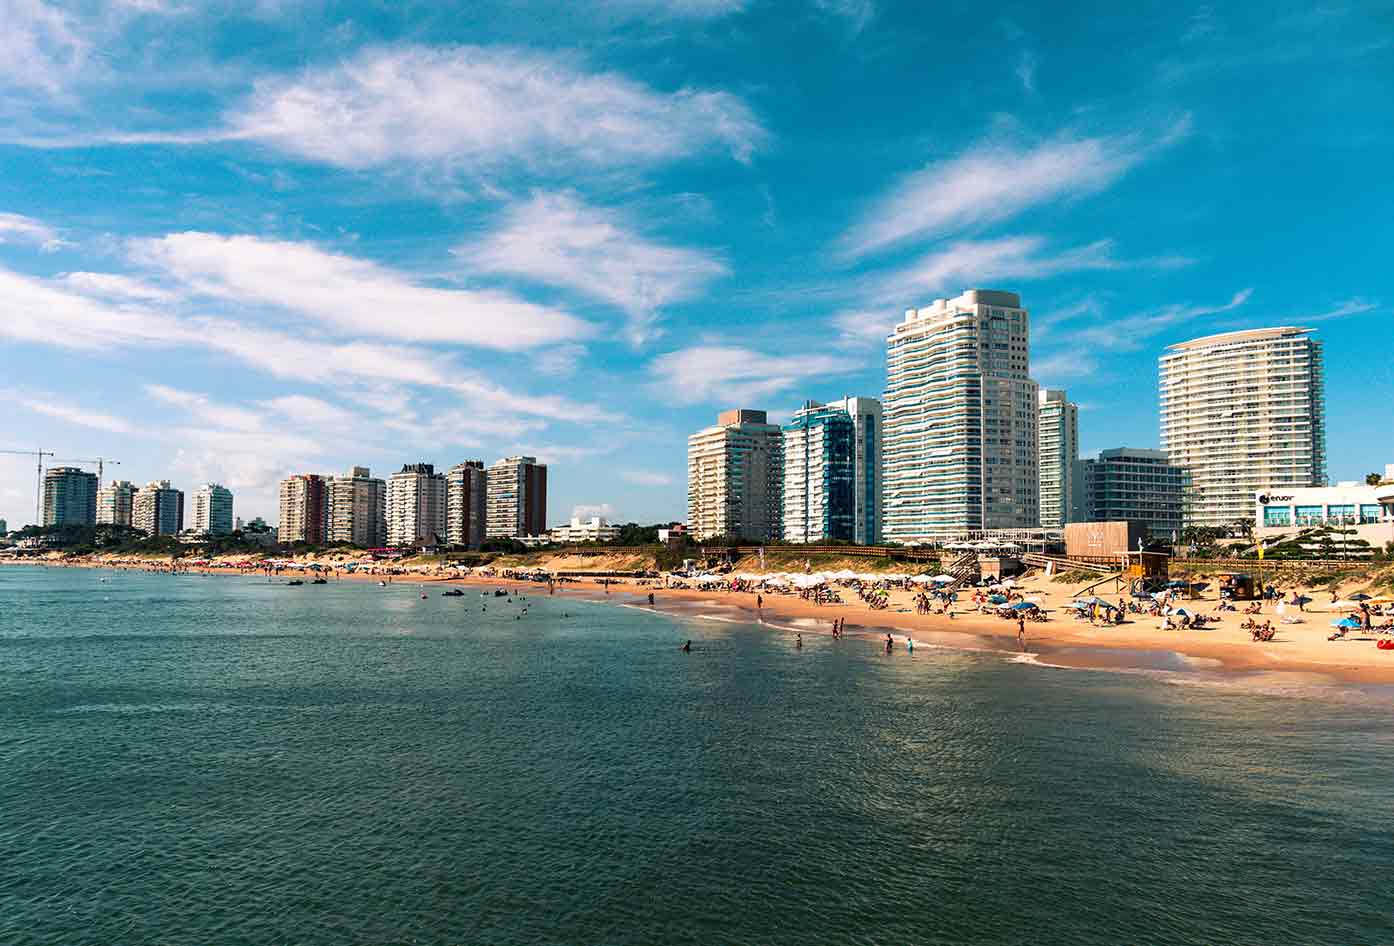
[826,395,882,544]
[328,467,387,548]
[132,480,184,536]
[1037,389,1079,529]
[96,480,136,527]
[882,289,1039,543]
[279,474,329,545]
[1160,327,1326,528]
[687,409,783,542]
[192,483,234,536]
[387,463,447,547]
[486,456,547,539]
[446,461,488,548]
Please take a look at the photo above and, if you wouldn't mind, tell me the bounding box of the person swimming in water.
[884,633,894,654]
[907,636,914,654]
[795,633,803,648]
[681,640,692,653]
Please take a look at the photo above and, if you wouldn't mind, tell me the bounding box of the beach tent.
[909,575,935,584]
[931,574,955,583]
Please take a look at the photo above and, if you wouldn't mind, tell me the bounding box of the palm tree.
[1367,472,1384,486]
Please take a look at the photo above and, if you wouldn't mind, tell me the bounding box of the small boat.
[287,579,304,586]
[311,578,328,585]
[493,590,509,597]
[378,580,387,587]
[441,589,465,597]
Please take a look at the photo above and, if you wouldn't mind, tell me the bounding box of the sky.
[1,0,1391,530]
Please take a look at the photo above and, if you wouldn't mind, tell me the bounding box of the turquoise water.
[1,565,1391,946]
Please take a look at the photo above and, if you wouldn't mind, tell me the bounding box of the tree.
[1367,472,1384,486]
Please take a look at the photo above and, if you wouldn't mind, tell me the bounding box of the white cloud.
[1302,298,1378,322]
[841,121,1191,258]
[145,383,265,432]
[1016,50,1038,93]
[0,0,89,95]
[829,308,897,348]
[878,236,1121,297]
[62,270,177,301]
[813,0,875,30]
[620,470,674,487]
[572,502,618,520]
[597,0,744,16]
[0,263,622,428]
[131,231,593,351]
[534,344,587,378]
[0,211,70,251]
[222,45,766,171]
[647,345,850,404]
[460,192,728,346]
[1064,288,1254,352]
[258,394,358,428]
[0,390,136,434]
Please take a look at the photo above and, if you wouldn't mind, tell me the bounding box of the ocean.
[1,564,1391,945]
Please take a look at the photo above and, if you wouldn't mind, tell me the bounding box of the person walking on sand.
[648,592,655,607]
[906,636,914,654]
[1017,616,1026,651]
[757,593,764,610]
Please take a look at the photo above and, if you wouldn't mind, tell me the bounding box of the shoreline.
[11,557,1394,687]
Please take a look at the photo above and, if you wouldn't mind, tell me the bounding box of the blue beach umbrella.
[1348,593,1372,601]
[1009,601,1038,611]
[988,594,1008,604]
[1335,617,1361,628]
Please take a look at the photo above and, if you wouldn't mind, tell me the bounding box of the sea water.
[1,565,1391,945]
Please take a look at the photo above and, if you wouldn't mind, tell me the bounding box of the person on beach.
[648,592,655,606]
[796,633,803,649]
[884,633,893,654]
[1017,616,1026,650]
[757,593,764,610]
[681,640,692,653]
[907,636,914,654]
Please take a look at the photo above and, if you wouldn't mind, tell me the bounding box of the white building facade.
[1037,389,1078,529]
[387,464,447,547]
[550,517,620,543]
[446,461,488,549]
[133,481,184,536]
[96,480,136,527]
[328,467,387,548]
[1161,326,1326,528]
[687,409,783,542]
[882,289,1039,543]
[191,483,234,536]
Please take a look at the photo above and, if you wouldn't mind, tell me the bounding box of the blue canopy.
[1348,593,1372,601]
[1335,617,1361,628]
[988,594,1008,604]
[1008,601,1038,611]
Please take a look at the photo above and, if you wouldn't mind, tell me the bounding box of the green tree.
[1367,472,1384,486]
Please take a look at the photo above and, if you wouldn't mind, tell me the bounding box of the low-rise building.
[1256,481,1394,550]
[550,516,620,543]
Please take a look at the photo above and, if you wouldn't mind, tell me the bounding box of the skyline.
[2,1,1392,528]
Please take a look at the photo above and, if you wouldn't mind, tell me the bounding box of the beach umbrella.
[1009,601,1038,611]
[1334,617,1361,628]
[1173,608,1189,617]
[931,574,955,583]
[998,578,1017,588]
[988,594,1008,604]
[1348,593,1373,601]
[910,575,934,584]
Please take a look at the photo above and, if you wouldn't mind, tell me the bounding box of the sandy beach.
[14,553,1394,686]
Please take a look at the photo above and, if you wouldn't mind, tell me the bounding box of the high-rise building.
[486,456,547,539]
[132,481,184,536]
[96,480,136,527]
[1037,389,1079,529]
[1160,326,1325,528]
[327,466,387,548]
[782,401,856,544]
[824,396,882,544]
[882,289,1039,543]
[1078,448,1184,541]
[446,461,488,549]
[687,409,783,542]
[278,473,329,545]
[191,483,234,536]
[0,519,7,535]
[42,466,98,526]
[387,463,447,546]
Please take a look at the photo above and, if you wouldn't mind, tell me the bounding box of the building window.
[1326,504,1355,522]
[1360,503,1381,523]
[1294,504,1322,525]
[1263,506,1292,527]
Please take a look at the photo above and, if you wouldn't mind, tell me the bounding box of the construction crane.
[53,457,122,482]
[0,447,55,526]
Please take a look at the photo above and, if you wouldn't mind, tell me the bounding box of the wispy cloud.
[0,211,70,251]
[1300,298,1379,322]
[875,236,1123,297]
[145,383,265,432]
[620,470,674,486]
[813,0,875,31]
[647,345,850,404]
[459,192,728,346]
[131,231,592,350]
[829,308,898,348]
[0,390,136,434]
[840,120,1191,258]
[61,270,176,301]
[218,45,767,171]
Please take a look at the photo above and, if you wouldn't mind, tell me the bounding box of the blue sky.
[1,0,1391,529]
